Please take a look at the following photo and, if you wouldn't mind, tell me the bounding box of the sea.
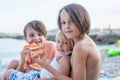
[0,38,26,76]
[0,38,116,77]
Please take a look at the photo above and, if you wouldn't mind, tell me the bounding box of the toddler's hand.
[34,49,50,68]
[20,48,31,64]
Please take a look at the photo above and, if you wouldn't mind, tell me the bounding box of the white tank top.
[40,57,61,78]
[40,51,72,78]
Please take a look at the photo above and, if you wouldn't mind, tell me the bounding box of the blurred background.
[0,0,120,79]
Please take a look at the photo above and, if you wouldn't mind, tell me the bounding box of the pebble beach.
[99,54,120,80]
[0,38,120,80]
[1,54,120,80]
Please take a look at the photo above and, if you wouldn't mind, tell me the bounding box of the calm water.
[0,38,115,76]
[0,38,26,76]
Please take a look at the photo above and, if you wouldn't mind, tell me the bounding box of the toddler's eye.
[56,41,60,44]
[63,42,67,45]
[29,34,34,37]
[38,33,42,36]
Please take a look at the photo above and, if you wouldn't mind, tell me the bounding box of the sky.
[0,0,120,34]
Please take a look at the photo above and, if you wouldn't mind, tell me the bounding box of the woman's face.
[25,27,46,48]
[60,10,80,39]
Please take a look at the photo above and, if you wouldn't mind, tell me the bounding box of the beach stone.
[99,54,120,78]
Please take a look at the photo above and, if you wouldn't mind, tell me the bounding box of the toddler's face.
[56,35,72,54]
[25,27,46,49]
